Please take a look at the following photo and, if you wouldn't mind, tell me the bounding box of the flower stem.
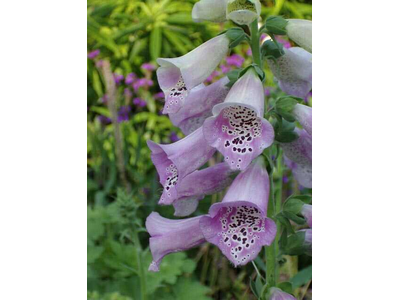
[132,228,147,300]
[249,19,262,68]
[265,172,277,288]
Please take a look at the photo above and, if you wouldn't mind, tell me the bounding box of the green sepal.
[275,212,294,234]
[277,282,293,294]
[282,211,306,225]
[274,130,299,143]
[226,68,243,88]
[226,27,247,48]
[261,40,284,60]
[250,275,264,298]
[275,96,301,122]
[283,198,305,215]
[282,231,308,256]
[264,16,288,35]
[239,64,265,82]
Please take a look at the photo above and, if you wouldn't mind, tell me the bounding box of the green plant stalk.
[274,150,283,260]
[132,228,147,300]
[249,19,262,68]
[265,173,277,288]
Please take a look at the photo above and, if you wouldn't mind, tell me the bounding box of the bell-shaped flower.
[286,19,312,53]
[226,0,261,26]
[146,212,206,272]
[169,77,230,135]
[281,128,312,188]
[192,0,228,23]
[203,68,274,171]
[171,162,236,216]
[267,47,312,99]
[292,103,312,136]
[301,204,312,228]
[269,288,297,300]
[147,127,216,204]
[304,229,312,245]
[157,34,230,114]
[200,157,277,267]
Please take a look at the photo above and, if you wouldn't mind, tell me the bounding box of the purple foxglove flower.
[192,0,228,23]
[147,127,216,204]
[286,19,312,53]
[141,63,156,71]
[125,72,137,85]
[170,162,236,216]
[267,47,312,99]
[169,77,230,135]
[88,49,100,59]
[113,73,124,85]
[200,158,277,267]
[281,128,312,188]
[203,68,274,171]
[292,103,312,136]
[146,212,206,272]
[226,54,245,67]
[156,34,230,114]
[226,0,261,26]
[301,204,312,228]
[269,288,297,300]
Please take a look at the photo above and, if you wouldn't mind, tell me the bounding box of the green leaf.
[226,27,246,48]
[150,27,162,61]
[249,278,259,298]
[261,40,284,59]
[171,277,212,300]
[283,198,305,215]
[275,97,299,113]
[163,29,188,55]
[264,16,288,35]
[289,265,312,288]
[278,281,293,294]
[282,211,306,225]
[276,212,294,234]
[282,231,309,256]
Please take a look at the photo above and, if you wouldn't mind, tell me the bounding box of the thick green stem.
[249,19,262,68]
[274,150,283,259]
[265,173,277,287]
[132,228,147,300]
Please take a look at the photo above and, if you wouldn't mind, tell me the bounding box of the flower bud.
[286,19,312,53]
[226,0,261,25]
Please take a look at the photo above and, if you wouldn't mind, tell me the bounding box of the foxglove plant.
[144,1,312,297]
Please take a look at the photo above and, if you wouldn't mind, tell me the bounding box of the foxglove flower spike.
[226,0,261,26]
[293,104,312,136]
[269,288,297,300]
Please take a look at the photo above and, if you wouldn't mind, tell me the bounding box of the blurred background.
[87,0,312,299]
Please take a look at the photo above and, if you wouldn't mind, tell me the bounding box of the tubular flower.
[147,127,216,205]
[157,34,230,114]
[146,212,206,272]
[169,77,230,135]
[292,104,312,136]
[267,47,312,99]
[203,68,274,171]
[286,19,312,53]
[192,0,228,23]
[200,157,277,267]
[226,0,261,26]
[171,162,236,216]
[301,204,312,228]
[281,128,312,188]
[269,288,297,300]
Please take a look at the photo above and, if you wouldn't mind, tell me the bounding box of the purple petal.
[173,197,202,217]
[269,288,297,300]
[268,47,312,98]
[147,127,216,204]
[157,35,230,113]
[169,77,230,135]
[292,161,312,189]
[304,229,312,244]
[293,104,312,136]
[146,212,206,272]
[280,128,311,166]
[301,204,312,228]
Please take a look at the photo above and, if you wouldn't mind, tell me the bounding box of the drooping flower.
[146,212,206,272]
[267,47,312,98]
[292,104,312,136]
[203,68,274,170]
[286,19,312,53]
[200,157,277,267]
[269,287,297,300]
[301,204,312,228]
[87,49,100,59]
[169,77,230,135]
[156,34,230,114]
[226,0,261,26]
[281,128,312,188]
[169,162,236,216]
[192,0,228,23]
[147,127,216,205]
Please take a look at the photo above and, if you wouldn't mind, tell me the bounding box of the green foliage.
[264,16,288,35]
